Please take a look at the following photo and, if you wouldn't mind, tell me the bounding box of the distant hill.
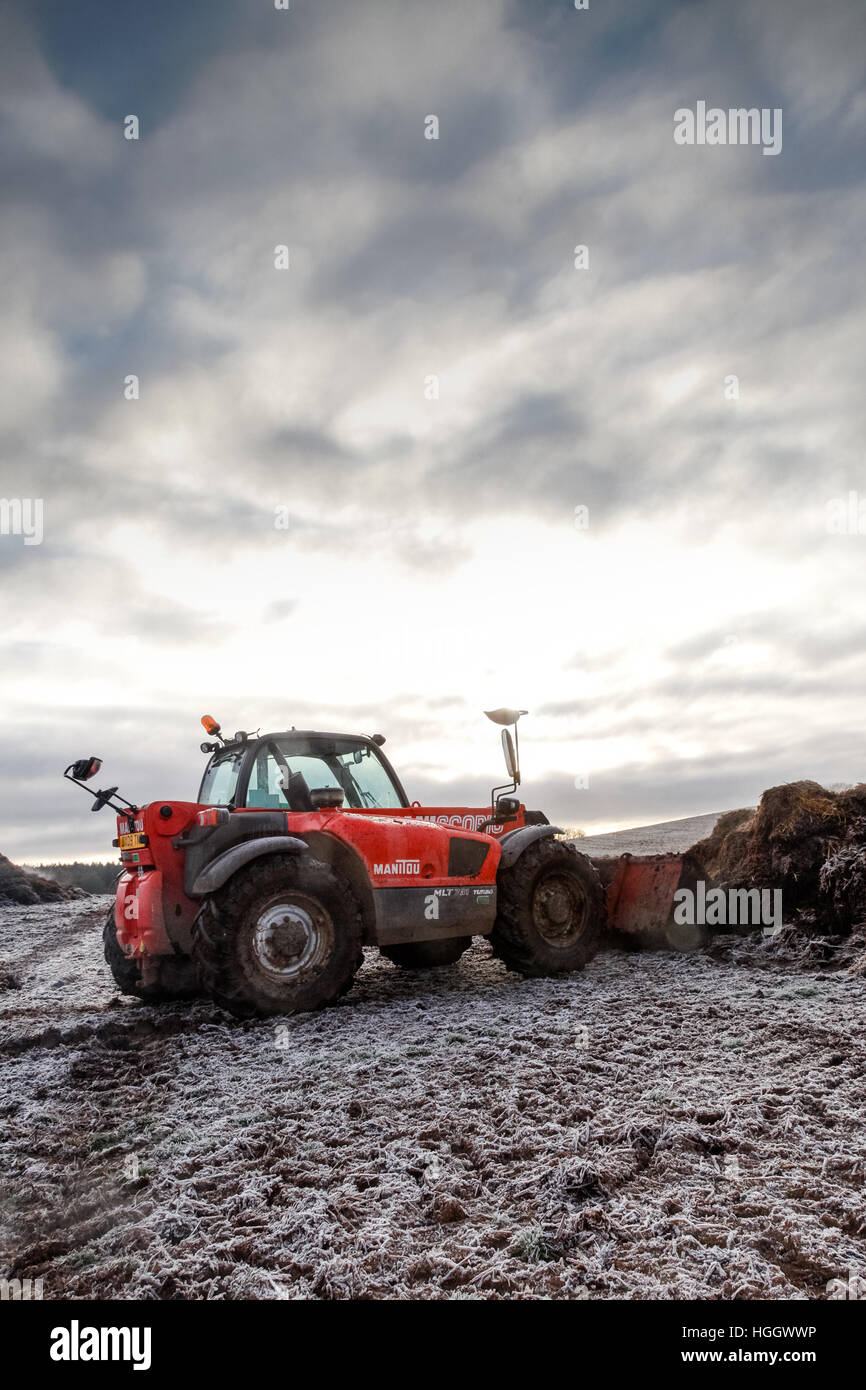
[0,853,87,906]
[573,811,727,858]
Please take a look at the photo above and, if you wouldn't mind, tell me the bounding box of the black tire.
[380,937,471,969]
[102,910,201,1002]
[191,854,363,1018]
[491,837,603,976]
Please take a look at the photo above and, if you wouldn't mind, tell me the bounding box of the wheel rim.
[252,893,334,981]
[532,870,590,947]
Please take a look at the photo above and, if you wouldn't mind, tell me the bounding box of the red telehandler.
[64,710,689,1016]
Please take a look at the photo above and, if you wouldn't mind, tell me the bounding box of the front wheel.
[192,854,364,1018]
[490,838,603,976]
[380,938,471,969]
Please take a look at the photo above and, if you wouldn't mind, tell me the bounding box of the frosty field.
[1,885,863,1301]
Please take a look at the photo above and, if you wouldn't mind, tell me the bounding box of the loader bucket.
[590,852,705,950]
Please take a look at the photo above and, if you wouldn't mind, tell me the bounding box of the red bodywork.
[115,801,199,959]
[114,800,527,960]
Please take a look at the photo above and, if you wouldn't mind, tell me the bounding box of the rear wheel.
[380,938,471,969]
[192,854,363,1018]
[491,837,603,976]
[102,910,201,1002]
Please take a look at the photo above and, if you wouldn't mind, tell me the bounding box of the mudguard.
[115,870,173,956]
[191,835,308,896]
[497,823,563,869]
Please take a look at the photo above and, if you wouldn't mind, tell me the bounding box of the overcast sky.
[2,0,865,862]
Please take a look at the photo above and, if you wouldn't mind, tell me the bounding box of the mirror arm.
[62,768,138,815]
[490,778,518,819]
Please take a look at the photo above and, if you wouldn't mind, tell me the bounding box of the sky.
[1,0,865,862]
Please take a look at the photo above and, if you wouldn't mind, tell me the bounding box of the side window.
[245,751,287,808]
[242,740,404,810]
[278,755,342,795]
[245,750,343,807]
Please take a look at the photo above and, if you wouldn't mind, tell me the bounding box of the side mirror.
[70,757,102,782]
[502,729,519,784]
[91,786,119,813]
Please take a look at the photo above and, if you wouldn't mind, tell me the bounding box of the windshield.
[246,737,404,810]
[198,748,245,806]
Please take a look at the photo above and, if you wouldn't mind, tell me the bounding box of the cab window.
[245,738,404,810]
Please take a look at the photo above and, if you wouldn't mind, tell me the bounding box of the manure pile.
[690,781,866,934]
[0,853,84,908]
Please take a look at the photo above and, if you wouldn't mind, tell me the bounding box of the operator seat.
[284,770,315,813]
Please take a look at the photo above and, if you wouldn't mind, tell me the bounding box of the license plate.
[118,832,148,851]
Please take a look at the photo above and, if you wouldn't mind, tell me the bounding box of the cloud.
[1,0,865,858]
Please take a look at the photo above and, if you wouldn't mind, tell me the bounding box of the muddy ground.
[1,888,863,1302]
